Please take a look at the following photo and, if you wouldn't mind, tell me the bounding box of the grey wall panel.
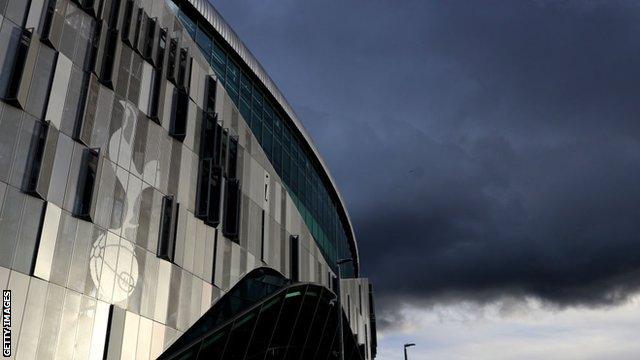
[94,158,117,230]
[2,0,30,25]
[192,220,206,278]
[49,210,78,288]
[47,133,74,207]
[15,277,48,359]
[6,270,30,357]
[33,202,62,281]
[33,123,59,199]
[25,41,56,119]
[0,187,24,269]
[150,321,167,358]
[36,283,65,359]
[203,226,214,283]
[136,315,154,359]
[139,248,159,319]
[165,263,181,328]
[9,113,37,189]
[0,105,21,183]
[58,65,84,137]
[0,21,20,96]
[54,289,82,359]
[25,0,46,29]
[65,220,92,294]
[73,296,97,358]
[41,3,64,49]
[3,28,39,109]
[105,304,127,360]
[77,73,100,146]
[0,266,8,290]
[90,85,115,152]
[139,60,153,115]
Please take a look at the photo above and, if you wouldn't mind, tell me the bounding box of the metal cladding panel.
[134,9,149,55]
[115,0,129,31]
[146,19,161,66]
[4,29,39,109]
[24,122,59,199]
[99,0,114,22]
[179,0,359,273]
[93,21,109,78]
[122,2,138,46]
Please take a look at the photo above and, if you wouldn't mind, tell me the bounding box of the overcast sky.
[212,0,640,358]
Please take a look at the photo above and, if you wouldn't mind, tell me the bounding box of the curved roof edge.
[179,0,360,274]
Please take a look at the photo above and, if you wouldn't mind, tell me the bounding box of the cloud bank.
[212,0,640,329]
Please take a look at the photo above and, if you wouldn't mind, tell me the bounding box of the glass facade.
[168,0,355,277]
[160,268,365,360]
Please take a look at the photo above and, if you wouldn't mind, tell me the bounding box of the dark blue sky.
[211,0,640,333]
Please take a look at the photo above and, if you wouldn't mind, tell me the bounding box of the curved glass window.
[169,1,356,276]
[159,269,364,360]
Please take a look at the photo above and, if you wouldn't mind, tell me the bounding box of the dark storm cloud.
[212,0,640,327]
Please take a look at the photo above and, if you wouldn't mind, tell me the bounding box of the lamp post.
[337,258,352,360]
[404,343,416,360]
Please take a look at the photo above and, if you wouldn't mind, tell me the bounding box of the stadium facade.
[0,0,376,358]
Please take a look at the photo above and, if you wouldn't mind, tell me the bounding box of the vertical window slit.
[157,195,179,262]
[290,235,299,282]
[73,148,100,220]
[260,210,266,261]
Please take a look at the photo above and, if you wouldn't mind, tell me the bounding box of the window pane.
[263,102,274,129]
[195,27,212,61]
[262,127,272,159]
[178,10,196,38]
[221,309,259,360]
[198,324,230,359]
[211,40,226,79]
[246,295,285,356]
[226,60,239,92]
[268,285,306,355]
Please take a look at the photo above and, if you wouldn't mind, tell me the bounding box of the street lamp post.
[337,258,352,360]
[404,343,416,360]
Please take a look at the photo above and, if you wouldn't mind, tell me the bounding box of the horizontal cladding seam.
[180,0,360,271]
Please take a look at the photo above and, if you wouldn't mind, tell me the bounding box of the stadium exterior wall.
[0,0,374,358]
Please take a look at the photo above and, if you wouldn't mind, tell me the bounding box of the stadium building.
[0,0,376,358]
